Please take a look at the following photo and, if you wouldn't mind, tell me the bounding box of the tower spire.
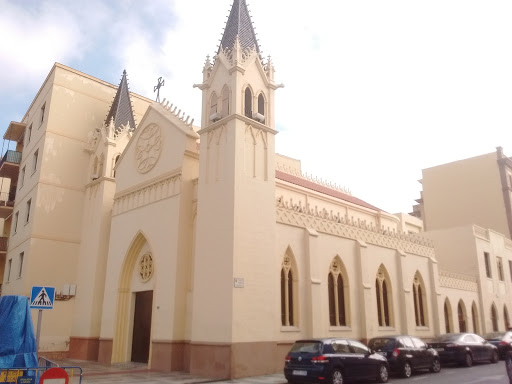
[218,0,260,54]
[104,70,136,133]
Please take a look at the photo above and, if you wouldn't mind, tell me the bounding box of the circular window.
[139,253,153,282]
[135,123,162,173]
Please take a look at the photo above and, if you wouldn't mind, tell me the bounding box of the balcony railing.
[0,192,15,208]
[0,237,7,252]
[0,150,21,166]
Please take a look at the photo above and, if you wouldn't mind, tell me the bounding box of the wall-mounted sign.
[234,278,244,288]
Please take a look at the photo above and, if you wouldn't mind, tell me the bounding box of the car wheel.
[377,364,389,383]
[429,357,441,373]
[331,368,344,384]
[401,361,412,378]
[491,350,499,363]
[464,353,473,367]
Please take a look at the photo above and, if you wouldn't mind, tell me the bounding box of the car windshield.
[368,338,395,351]
[289,341,323,354]
[432,334,461,342]
[485,332,506,339]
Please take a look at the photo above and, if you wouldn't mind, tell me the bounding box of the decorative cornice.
[197,113,277,136]
[276,165,351,196]
[276,200,435,258]
[113,173,182,216]
[438,269,478,292]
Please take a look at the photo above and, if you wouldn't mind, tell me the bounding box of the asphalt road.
[385,360,509,384]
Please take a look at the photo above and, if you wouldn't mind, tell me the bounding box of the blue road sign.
[30,286,55,309]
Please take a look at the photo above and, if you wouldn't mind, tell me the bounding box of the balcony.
[0,190,15,219]
[0,237,8,253]
[0,150,21,179]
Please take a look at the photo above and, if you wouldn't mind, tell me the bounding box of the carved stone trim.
[438,269,478,292]
[136,123,162,174]
[276,204,435,258]
[113,174,181,216]
[139,253,153,282]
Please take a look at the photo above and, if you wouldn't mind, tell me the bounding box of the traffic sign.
[30,286,55,310]
[38,367,68,384]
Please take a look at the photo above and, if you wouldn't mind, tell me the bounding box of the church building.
[2,0,512,380]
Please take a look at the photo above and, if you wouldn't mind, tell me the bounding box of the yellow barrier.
[0,370,23,383]
[0,366,82,383]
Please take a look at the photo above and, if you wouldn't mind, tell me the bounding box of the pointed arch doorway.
[131,290,153,363]
[111,232,155,365]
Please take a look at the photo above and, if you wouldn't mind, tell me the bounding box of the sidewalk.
[57,359,287,384]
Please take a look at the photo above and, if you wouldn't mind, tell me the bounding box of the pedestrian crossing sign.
[30,286,55,309]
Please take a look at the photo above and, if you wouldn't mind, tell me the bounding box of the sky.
[1,0,512,214]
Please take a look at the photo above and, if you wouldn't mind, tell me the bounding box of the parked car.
[368,335,441,378]
[485,331,512,359]
[284,338,389,384]
[429,333,499,367]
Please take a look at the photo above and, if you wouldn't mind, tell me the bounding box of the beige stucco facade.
[426,225,512,335]
[2,1,512,380]
[418,149,512,238]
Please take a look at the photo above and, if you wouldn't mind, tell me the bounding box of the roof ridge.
[158,98,195,129]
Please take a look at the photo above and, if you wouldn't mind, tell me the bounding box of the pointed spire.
[104,70,136,133]
[218,0,260,54]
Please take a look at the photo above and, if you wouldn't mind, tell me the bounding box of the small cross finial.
[154,76,165,102]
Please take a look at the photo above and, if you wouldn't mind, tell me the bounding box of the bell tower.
[191,0,282,378]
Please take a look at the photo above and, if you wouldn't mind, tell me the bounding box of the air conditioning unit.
[252,112,265,123]
[210,112,221,122]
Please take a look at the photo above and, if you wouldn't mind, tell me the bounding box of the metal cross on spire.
[154,76,165,102]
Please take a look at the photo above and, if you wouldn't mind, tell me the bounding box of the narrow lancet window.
[210,93,218,116]
[244,88,252,118]
[222,86,230,117]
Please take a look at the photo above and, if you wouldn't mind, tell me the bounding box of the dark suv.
[284,338,389,384]
[368,335,441,378]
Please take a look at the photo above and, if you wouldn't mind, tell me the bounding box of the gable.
[114,102,199,193]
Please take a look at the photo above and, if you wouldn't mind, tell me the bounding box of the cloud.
[0,2,81,89]
[2,0,512,214]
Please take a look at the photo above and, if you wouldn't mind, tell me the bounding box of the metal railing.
[0,150,21,166]
[37,357,59,369]
[0,192,14,208]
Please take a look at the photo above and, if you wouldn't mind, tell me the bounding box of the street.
[56,358,511,384]
[384,360,509,384]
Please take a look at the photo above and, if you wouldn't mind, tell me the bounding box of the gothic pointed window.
[244,87,253,118]
[444,299,452,333]
[413,272,427,326]
[210,92,218,117]
[258,94,265,115]
[328,258,347,326]
[458,301,467,332]
[112,154,121,177]
[98,154,104,178]
[491,304,499,332]
[281,254,296,326]
[376,266,392,326]
[472,302,479,334]
[221,86,230,117]
[257,94,265,123]
[504,306,510,329]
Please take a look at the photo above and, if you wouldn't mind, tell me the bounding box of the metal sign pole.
[36,309,42,352]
